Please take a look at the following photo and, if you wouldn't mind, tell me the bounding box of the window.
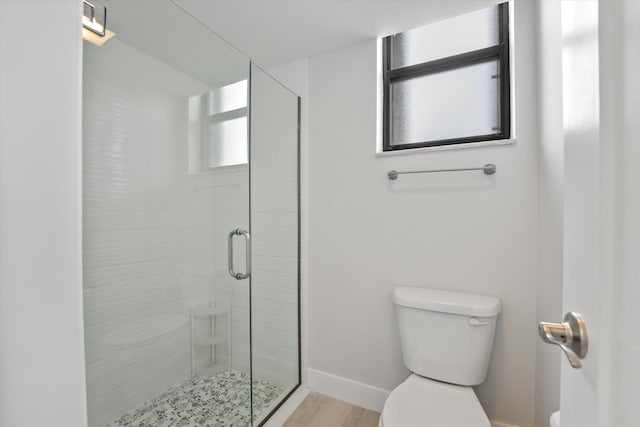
[382,2,510,151]
[188,80,248,173]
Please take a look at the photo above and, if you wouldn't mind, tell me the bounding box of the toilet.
[380,287,501,427]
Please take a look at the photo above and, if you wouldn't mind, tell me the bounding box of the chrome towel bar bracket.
[387,163,496,180]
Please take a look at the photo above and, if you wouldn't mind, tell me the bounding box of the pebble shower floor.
[105,371,283,427]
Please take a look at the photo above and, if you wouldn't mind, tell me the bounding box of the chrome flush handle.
[538,312,588,369]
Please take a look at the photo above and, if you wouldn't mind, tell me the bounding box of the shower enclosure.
[82,2,299,426]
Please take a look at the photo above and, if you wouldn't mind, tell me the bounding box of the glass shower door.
[82,1,254,425]
[83,2,300,426]
[249,64,301,425]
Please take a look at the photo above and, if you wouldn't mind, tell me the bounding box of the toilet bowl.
[380,287,501,427]
[379,374,491,427]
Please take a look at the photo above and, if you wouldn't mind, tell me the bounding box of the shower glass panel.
[249,64,301,424]
[82,1,299,426]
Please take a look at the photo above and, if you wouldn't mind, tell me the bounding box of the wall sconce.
[83,0,115,46]
[83,0,106,36]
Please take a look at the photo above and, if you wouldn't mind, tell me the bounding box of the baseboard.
[307,368,390,412]
[307,368,524,427]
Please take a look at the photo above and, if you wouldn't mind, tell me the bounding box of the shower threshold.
[105,371,282,427]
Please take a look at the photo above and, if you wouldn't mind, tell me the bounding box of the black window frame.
[382,2,510,151]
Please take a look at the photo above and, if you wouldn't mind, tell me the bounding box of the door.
[552,1,640,426]
[249,63,301,425]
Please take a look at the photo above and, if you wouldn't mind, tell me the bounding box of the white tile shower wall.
[84,40,189,426]
[306,2,539,426]
[82,40,251,426]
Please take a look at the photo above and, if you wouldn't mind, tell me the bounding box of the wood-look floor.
[283,392,380,427]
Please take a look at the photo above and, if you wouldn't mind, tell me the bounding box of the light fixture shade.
[82,0,115,46]
[83,0,106,37]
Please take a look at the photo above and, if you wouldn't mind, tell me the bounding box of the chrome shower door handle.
[538,312,588,369]
[228,228,251,280]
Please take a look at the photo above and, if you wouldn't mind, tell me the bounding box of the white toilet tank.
[392,287,501,386]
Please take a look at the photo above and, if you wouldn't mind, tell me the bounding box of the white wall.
[0,1,88,426]
[534,1,563,426]
[305,1,539,426]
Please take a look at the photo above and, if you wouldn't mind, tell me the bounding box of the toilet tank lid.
[392,287,501,317]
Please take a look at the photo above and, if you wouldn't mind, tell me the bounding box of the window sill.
[375,138,516,157]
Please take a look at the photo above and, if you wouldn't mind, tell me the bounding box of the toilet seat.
[380,374,491,427]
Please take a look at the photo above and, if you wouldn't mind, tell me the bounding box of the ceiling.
[104,0,249,90]
[174,0,501,69]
